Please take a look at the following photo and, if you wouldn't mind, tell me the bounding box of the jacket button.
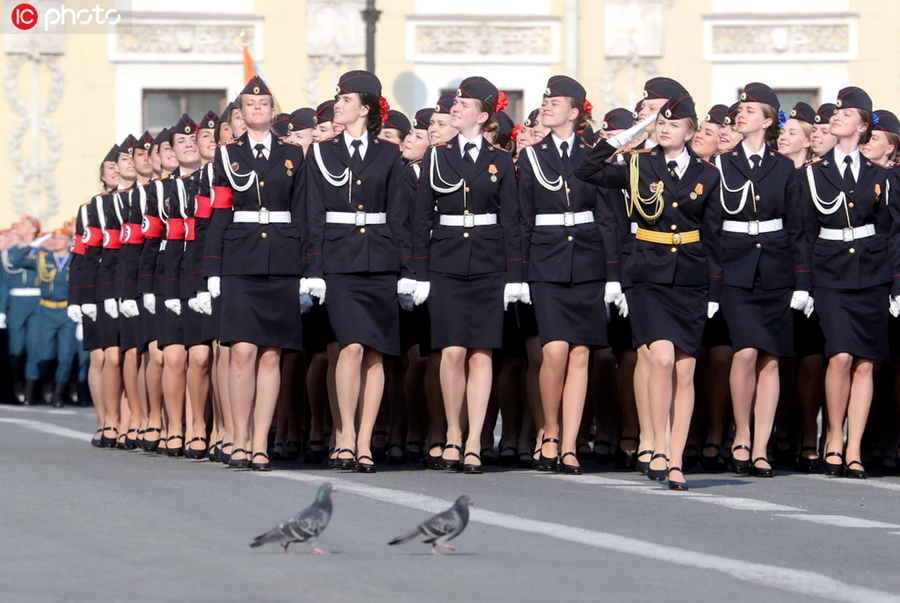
[360,228,366,234]
[261,232,267,239]
[670,247,677,253]
[356,180,362,185]
[754,195,760,201]
[755,243,761,249]
[848,202,855,208]
[260,207,267,211]
[567,236,573,242]
[259,181,265,187]
[357,204,364,210]
[849,247,855,253]
[463,232,469,238]
[670,224,677,231]
[465,187,470,193]
[672,202,678,208]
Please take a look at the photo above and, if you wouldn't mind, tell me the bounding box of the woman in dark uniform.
[205,76,306,470]
[576,90,723,490]
[802,87,898,479]
[304,70,410,473]
[412,76,524,473]
[713,83,811,477]
[519,76,616,474]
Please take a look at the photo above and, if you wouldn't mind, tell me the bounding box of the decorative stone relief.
[304,0,365,106]
[414,24,552,56]
[116,24,252,54]
[711,24,850,55]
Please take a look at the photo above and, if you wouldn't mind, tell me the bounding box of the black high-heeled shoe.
[517,451,533,469]
[560,451,583,475]
[667,467,688,491]
[99,426,117,448]
[752,457,774,478]
[537,438,559,472]
[282,440,301,462]
[845,459,867,479]
[615,437,639,470]
[124,429,139,450]
[165,435,185,458]
[91,428,103,447]
[480,447,499,466]
[700,443,723,471]
[143,427,162,453]
[647,453,668,481]
[499,445,518,467]
[387,444,406,465]
[251,451,272,471]
[440,444,462,471]
[822,451,844,476]
[270,442,285,462]
[404,440,425,464]
[335,448,357,470]
[228,448,251,469]
[184,436,208,460]
[304,440,328,464]
[463,452,484,474]
[371,430,388,462]
[424,443,445,470]
[219,441,234,464]
[774,437,793,466]
[635,450,654,475]
[592,440,613,465]
[116,433,128,450]
[793,446,820,473]
[356,454,376,473]
[683,445,700,469]
[731,444,751,476]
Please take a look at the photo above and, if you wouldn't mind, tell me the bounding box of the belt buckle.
[463,214,475,228]
[563,212,575,227]
[672,232,683,245]
[842,227,854,242]
[355,211,367,227]
[259,210,270,225]
[748,220,760,236]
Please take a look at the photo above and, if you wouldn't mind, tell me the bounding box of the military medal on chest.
[488,164,498,182]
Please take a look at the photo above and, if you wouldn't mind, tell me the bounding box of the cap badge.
[740,92,747,101]
[253,86,260,94]
[184,126,191,133]
[664,109,672,118]
[836,99,843,108]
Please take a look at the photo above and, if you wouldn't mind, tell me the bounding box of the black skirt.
[95,308,119,350]
[326,272,399,356]
[501,302,537,354]
[118,311,142,352]
[183,305,213,348]
[609,304,633,355]
[814,285,889,362]
[702,311,731,350]
[628,281,707,358]
[82,316,101,351]
[302,302,336,355]
[794,310,824,358]
[721,285,792,356]
[219,275,303,351]
[429,271,505,350]
[137,305,155,349]
[531,281,607,347]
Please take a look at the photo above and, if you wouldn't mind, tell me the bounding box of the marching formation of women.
[42,69,900,490]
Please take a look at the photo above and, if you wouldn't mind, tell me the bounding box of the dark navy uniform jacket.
[204,132,306,278]
[117,181,152,301]
[184,162,215,297]
[304,131,411,278]
[97,186,133,302]
[139,176,182,296]
[80,194,107,304]
[575,140,724,301]
[713,144,810,291]
[799,149,900,293]
[413,140,522,282]
[518,136,619,284]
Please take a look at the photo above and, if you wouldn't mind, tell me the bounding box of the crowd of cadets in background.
[9,68,900,489]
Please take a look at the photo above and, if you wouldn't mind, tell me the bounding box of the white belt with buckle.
[722,218,784,236]
[630,222,637,235]
[233,210,292,224]
[10,288,40,297]
[534,211,594,227]
[325,211,387,226]
[819,224,876,242]
[439,213,498,228]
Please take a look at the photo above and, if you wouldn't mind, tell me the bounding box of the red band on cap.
[211,186,233,209]
[195,195,212,218]
[166,218,185,240]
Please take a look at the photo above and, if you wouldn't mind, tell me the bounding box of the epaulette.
[492,144,510,154]
[628,148,653,155]
[711,150,729,159]
[803,157,824,167]
[407,158,422,166]
[376,138,399,147]
[315,137,335,145]
[868,159,889,171]
[225,139,240,146]
[429,142,447,148]
[281,140,301,147]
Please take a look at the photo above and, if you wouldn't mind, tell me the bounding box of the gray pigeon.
[388,495,472,554]
[250,483,334,554]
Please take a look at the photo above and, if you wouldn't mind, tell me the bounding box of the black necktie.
[667,160,679,182]
[254,143,266,169]
[350,139,363,172]
[843,155,855,190]
[464,142,476,164]
[560,141,570,172]
[750,155,761,176]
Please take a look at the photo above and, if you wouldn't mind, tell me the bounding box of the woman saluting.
[576,91,722,490]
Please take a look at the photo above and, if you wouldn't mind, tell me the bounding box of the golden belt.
[635,228,700,246]
[39,299,68,309]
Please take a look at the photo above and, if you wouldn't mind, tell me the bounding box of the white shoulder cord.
[430,148,463,194]
[313,142,351,187]
[113,191,125,226]
[175,178,188,219]
[154,181,167,220]
[201,163,214,212]
[137,184,147,214]
[715,154,754,215]
[219,144,258,192]
[805,163,845,215]
[97,195,107,232]
[523,146,563,192]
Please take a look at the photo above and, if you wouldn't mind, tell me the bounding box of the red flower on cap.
[583,99,593,114]
[379,96,391,125]
[495,91,508,114]
[511,124,522,141]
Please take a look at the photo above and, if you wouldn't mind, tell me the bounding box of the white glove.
[142,293,156,315]
[607,113,657,149]
[616,293,629,318]
[413,281,430,306]
[187,296,199,313]
[299,293,314,314]
[707,301,719,319]
[120,299,139,318]
[790,291,810,312]
[504,283,523,310]
[75,323,84,341]
[397,278,417,296]
[299,278,310,296]
[804,296,814,318]
[604,281,624,305]
[104,298,119,319]
[891,295,900,318]
[66,305,82,324]
[29,233,52,248]
[81,303,98,321]
[196,291,212,316]
[307,278,327,303]
[0,313,6,329]
[520,283,532,305]
[208,276,221,299]
[164,299,181,315]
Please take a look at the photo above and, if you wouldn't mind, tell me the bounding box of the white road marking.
[260,471,900,603]
[0,417,92,442]
[798,473,900,493]
[0,405,78,415]
[775,514,900,529]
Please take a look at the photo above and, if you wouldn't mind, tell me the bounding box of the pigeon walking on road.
[250,483,334,554]
[388,495,472,554]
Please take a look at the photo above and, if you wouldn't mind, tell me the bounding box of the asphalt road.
[2,404,900,603]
